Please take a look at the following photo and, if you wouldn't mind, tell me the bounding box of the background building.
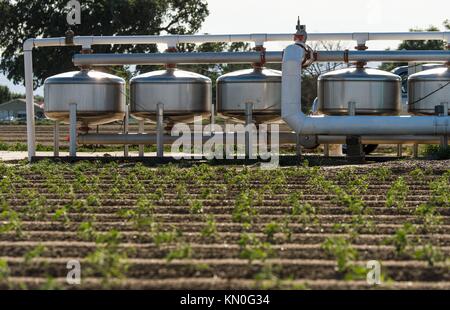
[0,99,45,122]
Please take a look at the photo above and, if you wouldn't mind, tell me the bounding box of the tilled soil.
[0,159,448,290]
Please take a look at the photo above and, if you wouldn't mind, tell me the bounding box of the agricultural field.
[0,124,134,149]
[0,159,449,290]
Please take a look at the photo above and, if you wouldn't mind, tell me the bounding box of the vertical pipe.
[324,144,330,157]
[157,103,164,158]
[25,50,36,161]
[245,102,253,158]
[408,61,420,158]
[296,134,302,157]
[440,103,449,149]
[397,144,403,157]
[124,106,129,157]
[96,125,100,149]
[413,144,419,158]
[409,61,420,158]
[53,122,60,157]
[139,119,145,157]
[211,103,216,132]
[69,103,77,157]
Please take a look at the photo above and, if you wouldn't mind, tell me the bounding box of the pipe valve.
[294,17,307,43]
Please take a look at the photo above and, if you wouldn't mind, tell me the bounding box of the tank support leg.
[69,103,77,157]
[211,103,215,129]
[345,101,364,161]
[245,102,254,159]
[124,106,129,157]
[139,120,145,157]
[324,144,329,157]
[53,121,60,157]
[413,144,419,158]
[296,134,302,157]
[157,103,164,158]
[96,125,99,149]
[346,136,365,162]
[397,144,403,157]
[440,103,449,150]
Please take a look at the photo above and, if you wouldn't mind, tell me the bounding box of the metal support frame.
[69,103,77,157]
[53,122,60,157]
[245,102,254,159]
[24,32,450,162]
[156,103,164,158]
[139,120,145,157]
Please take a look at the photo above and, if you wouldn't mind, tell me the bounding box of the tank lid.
[44,70,125,84]
[217,68,281,83]
[318,67,401,82]
[130,69,211,83]
[408,66,450,81]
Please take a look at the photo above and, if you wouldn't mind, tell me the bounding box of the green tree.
[0,0,209,89]
[0,85,12,104]
[379,23,448,72]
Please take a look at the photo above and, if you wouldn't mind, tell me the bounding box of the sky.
[1,0,449,95]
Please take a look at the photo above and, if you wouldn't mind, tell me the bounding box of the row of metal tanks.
[44,65,450,127]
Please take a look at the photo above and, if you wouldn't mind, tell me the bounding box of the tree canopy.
[0,0,209,88]
[0,84,27,104]
[0,85,12,104]
[379,22,449,72]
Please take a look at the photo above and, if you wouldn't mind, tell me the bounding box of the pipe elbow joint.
[24,39,34,51]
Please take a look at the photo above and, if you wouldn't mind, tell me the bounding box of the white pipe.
[73,50,450,66]
[281,44,450,137]
[316,50,450,62]
[24,49,35,160]
[27,32,450,48]
[78,133,443,145]
[73,51,279,66]
[317,136,441,144]
[281,44,306,134]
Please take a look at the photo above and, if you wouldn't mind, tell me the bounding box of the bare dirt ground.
[0,158,448,290]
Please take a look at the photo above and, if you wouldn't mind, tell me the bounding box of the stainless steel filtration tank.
[44,70,126,126]
[408,66,450,115]
[216,67,282,123]
[130,68,211,125]
[318,67,402,115]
